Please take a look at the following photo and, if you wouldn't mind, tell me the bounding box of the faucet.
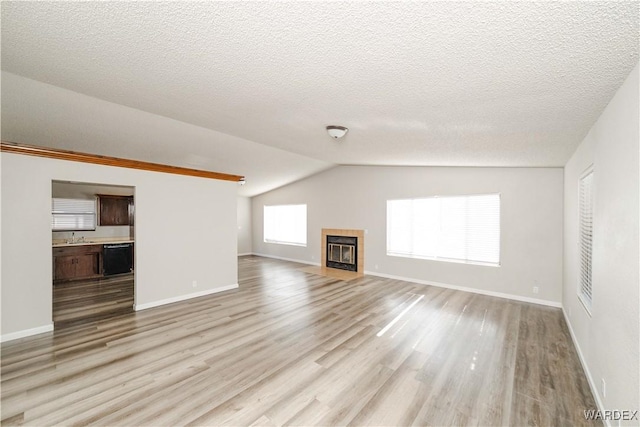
[65,232,87,244]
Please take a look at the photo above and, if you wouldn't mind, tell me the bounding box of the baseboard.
[1,323,54,343]
[251,252,320,267]
[251,253,562,308]
[237,252,253,257]
[562,308,609,427]
[248,254,561,308]
[363,270,562,308]
[134,284,239,311]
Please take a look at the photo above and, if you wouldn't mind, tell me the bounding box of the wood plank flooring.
[53,274,134,328]
[1,256,599,426]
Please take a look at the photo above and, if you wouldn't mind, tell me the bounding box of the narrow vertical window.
[578,169,594,312]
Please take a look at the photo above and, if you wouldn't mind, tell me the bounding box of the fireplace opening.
[326,235,357,272]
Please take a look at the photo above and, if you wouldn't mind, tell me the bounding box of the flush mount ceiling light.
[239,177,246,186]
[326,125,349,139]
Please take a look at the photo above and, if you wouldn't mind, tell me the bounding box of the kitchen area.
[52,181,135,328]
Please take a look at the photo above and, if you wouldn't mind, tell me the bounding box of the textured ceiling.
[1,1,638,195]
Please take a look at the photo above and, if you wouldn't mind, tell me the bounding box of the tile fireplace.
[321,228,364,278]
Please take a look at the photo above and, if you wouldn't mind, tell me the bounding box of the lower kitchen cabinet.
[53,245,102,282]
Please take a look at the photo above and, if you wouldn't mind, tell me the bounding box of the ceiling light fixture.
[239,177,246,186]
[326,125,349,139]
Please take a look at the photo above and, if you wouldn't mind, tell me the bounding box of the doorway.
[51,181,135,328]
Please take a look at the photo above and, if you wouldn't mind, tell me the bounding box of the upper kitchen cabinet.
[98,195,133,226]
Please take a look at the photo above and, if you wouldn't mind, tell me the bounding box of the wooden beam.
[0,141,244,182]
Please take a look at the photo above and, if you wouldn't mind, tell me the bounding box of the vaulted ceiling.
[2,2,638,196]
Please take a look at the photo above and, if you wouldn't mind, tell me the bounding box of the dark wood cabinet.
[54,255,76,281]
[98,195,132,226]
[75,253,99,278]
[53,245,102,282]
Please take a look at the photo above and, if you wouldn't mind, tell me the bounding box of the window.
[52,198,97,231]
[264,204,307,246]
[578,169,594,312]
[387,194,500,266]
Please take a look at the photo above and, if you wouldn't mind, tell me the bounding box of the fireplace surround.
[321,228,364,277]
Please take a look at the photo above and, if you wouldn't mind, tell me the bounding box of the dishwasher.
[103,243,134,276]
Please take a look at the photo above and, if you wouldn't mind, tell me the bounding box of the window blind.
[578,171,594,309]
[52,198,97,231]
[387,194,500,266]
[263,204,307,246]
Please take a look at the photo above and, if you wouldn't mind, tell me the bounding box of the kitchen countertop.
[52,238,134,248]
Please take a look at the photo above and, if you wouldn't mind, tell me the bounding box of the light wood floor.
[1,256,599,426]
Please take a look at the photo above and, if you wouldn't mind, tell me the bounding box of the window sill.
[264,240,307,247]
[387,252,500,267]
[577,293,592,316]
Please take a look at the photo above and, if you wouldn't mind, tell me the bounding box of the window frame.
[577,166,594,315]
[386,193,501,267]
[51,197,97,232]
[263,204,308,247]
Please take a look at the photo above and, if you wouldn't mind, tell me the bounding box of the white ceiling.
[1,1,638,196]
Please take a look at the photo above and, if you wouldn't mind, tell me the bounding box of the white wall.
[252,165,564,304]
[563,63,639,424]
[1,152,238,339]
[237,196,252,255]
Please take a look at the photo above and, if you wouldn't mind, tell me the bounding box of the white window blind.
[387,194,500,266]
[264,204,307,246]
[52,198,97,231]
[578,170,594,310]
